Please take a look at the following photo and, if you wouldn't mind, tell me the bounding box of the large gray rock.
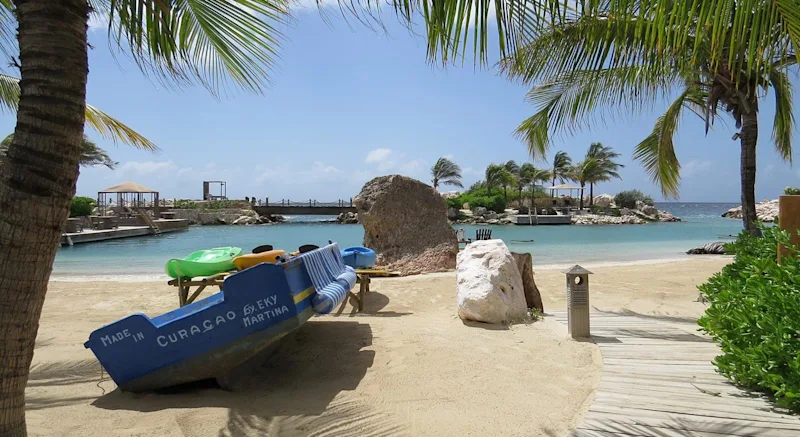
[355,175,457,274]
[687,242,727,255]
[456,240,529,325]
[722,199,779,222]
[593,194,615,208]
[337,211,358,224]
[447,207,460,220]
[472,207,487,217]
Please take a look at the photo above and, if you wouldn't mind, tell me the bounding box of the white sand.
[27,257,729,436]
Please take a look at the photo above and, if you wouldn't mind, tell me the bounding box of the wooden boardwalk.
[551,312,800,437]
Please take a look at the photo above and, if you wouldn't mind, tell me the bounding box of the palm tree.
[585,143,623,206]
[551,151,572,187]
[526,166,552,212]
[430,157,463,190]
[504,2,798,236]
[1,134,117,169]
[517,163,535,202]
[484,164,505,195]
[567,158,604,210]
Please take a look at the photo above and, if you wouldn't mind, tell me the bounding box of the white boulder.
[456,240,529,325]
[593,194,616,208]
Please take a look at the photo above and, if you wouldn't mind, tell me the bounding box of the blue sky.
[1,6,798,203]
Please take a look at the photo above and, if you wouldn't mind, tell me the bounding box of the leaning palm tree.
[526,167,552,212]
[567,158,603,210]
[484,163,505,195]
[585,143,623,206]
[504,2,798,236]
[1,134,117,169]
[517,163,536,202]
[551,151,572,187]
[430,157,463,190]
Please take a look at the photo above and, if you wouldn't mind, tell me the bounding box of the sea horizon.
[52,202,742,280]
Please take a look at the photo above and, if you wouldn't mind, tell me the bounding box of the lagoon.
[52,202,741,279]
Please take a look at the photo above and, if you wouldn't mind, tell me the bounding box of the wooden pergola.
[548,183,585,209]
[98,181,160,217]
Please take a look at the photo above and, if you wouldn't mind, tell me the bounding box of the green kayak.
[165,247,243,279]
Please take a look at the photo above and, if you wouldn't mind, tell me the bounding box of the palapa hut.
[98,181,160,218]
[548,184,585,209]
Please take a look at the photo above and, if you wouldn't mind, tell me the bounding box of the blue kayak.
[340,246,377,269]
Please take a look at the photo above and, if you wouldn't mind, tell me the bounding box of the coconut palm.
[1,134,117,169]
[525,166,552,212]
[517,163,535,201]
[485,163,505,195]
[585,143,623,206]
[551,151,572,187]
[567,158,606,210]
[431,157,463,190]
[504,2,799,236]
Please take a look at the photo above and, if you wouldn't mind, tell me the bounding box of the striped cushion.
[299,243,357,314]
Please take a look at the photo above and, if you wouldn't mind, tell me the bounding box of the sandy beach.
[28,257,730,436]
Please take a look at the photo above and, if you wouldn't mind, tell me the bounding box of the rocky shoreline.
[170,208,285,225]
[722,199,778,222]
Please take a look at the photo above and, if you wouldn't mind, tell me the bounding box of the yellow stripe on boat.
[293,286,314,304]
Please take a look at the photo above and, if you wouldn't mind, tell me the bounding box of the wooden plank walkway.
[550,312,800,437]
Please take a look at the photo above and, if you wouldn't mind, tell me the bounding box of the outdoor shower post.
[564,265,592,338]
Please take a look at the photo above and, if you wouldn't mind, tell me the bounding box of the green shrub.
[446,197,463,210]
[174,199,198,209]
[614,190,654,209]
[785,187,800,195]
[69,196,94,217]
[697,225,800,411]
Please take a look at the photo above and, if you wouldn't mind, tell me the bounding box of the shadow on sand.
[333,289,412,318]
[92,321,403,436]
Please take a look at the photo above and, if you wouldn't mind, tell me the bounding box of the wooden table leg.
[187,284,208,305]
[358,276,370,312]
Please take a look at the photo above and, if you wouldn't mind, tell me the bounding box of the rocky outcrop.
[572,214,647,225]
[171,208,281,225]
[687,242,727,255]
[456,240,529,325]
[336,211,358,224]
[511,252,543,313]
[447,207,460,220]
[355,175,457,274]
[636,200,659,216]
[722,199,779,222]
[592,194,615,208]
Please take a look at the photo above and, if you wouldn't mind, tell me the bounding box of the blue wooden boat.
[340,246,377,269]
[85,244,355,392]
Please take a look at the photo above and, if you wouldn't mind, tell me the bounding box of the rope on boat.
[96,362,107,396]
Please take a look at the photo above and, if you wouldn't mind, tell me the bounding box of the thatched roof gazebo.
[548,183,584,210]
[98,181,160,217]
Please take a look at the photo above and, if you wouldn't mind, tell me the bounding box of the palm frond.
[0,0,16,61]
[0,73,19,113]
[515,66,680,159]
[86,105,158,151]
[632,88,698,198]
[769,69,794,163]
[103,0,288,93]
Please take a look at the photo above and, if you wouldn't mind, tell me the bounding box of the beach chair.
[476,228,492,241]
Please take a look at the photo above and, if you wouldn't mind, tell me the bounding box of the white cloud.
[400,159,423,174]
[365,148,393,164]
[682,160,712,178]
[442,154,454,160]
[88,10,109,31]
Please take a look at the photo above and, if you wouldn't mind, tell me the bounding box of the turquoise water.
[52,203,742,278]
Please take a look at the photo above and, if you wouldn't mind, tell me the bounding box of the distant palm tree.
[568,158,605,210]
[585,143,623,206]
[525,166,552,211]
[485,164,505,195]
[551,151,572,187]
[517,163,536,201]
[503,160,520,175]
[1,134,117,169]
[430,157,463,190]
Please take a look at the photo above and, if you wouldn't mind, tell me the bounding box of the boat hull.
[86,256,317,392]
[341,247,377,269]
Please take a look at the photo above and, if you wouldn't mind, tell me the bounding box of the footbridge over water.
[253,198,356,216]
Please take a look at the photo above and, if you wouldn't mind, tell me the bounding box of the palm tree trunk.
[740,111,760,237]
[589,183,594,207]
[579,183,585,210]
[0,1,88,435]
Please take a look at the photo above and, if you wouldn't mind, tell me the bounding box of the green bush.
[446,197,463,210]
[174,199,198,209]
[785,187,800,195]
[70,196,95,217]
[614,190,654,209]
[697,226,800,411]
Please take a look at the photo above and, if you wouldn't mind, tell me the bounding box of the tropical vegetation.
[614,190,655,210]
[698,226,800,411]
[2,134,117,169]
[431,157,463,190]
[584,143,623,206]
[69,196,95,217]
[550,151,572,187]
[503,0,799,236]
